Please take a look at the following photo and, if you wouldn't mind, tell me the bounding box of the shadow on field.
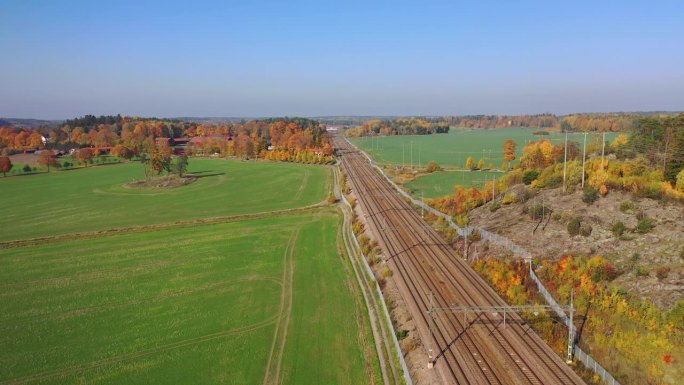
[190,170,225,178]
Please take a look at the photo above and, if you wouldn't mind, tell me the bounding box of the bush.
[656,266,670,281]
[567,217,582,236]
[619,201,634,213]
[582,185,599,204]
[426,160,441,173]
[580,223,593,237]
[611,221,626,237]
[636,217,655,233]
[545,175,563,188]
[489,201,501,212]
[502,192,516,205]
[327,195,337,204]
[635,265,650,277]
[528,204,546,220]
[22,164,31,172]
[521,189,535,202]
[522,170,539,185]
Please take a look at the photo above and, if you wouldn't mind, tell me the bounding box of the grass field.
[0,159,329,242]
[0,212,373,385]
[405,170,503,198]
[350,127,619,169]
[0,160,377,385]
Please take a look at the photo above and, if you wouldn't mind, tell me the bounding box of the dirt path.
[262,228,299,385]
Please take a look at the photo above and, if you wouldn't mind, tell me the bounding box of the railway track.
[335,138,586,385]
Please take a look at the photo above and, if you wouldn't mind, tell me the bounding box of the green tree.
[174,155,189,177]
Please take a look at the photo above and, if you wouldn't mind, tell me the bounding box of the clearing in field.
[0,158,328,242]
[0,161,377,385]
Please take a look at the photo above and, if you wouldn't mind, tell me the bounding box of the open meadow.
[352,128,619,198]
[404,170,503,198]
[0,159,329,242]
[350,127,618,169]
[0,160,377,385]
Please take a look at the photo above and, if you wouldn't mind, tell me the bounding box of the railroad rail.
[335,137,586,385]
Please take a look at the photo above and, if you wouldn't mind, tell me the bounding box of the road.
[336,136,586,385]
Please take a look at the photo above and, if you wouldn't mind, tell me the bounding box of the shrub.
[582,185,599,204]
[502,192,517,205]
[656,266,670,281]
[522,189,535,202]
[552,212,562,221]
[567,217,582,236]
[396,329,409,340]
[22,164,31,172]
[611,221,626,237]
[619,201,634,213]
[528,204,546,220]
[522,170,539,185]
[580,223,593,237]
[635,265,650,277]
[426,160,441,173]
[636,217,655,233]
[546,175,563,188]
[327,195,337,204]
[489,201,501,212]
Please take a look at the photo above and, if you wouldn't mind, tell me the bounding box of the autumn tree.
[477,158,485,169]
[37,150,58,172]
[75,148,93,166]
[503,139,517,162]
[426,160,441,173]
[149,146,172,175]
[0,156,12,176]
[465,156,474,170]
[111,144,134,160]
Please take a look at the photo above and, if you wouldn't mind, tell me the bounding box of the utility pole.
[563,133,568,192]
[601,132,606,170]
[421,191,425,217]
[410,141,413,169]
[581,132,587,188]
[463,231,468,260]
[567,289,575,364]
[402,143,405,168]
[419,143,422,169]
[428,291,435,368]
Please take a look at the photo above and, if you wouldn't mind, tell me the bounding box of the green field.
[350,127,618,169]
[0,161,376,385]
[0,213,372,385]
[405,170,503,198]
[0,159,329,242]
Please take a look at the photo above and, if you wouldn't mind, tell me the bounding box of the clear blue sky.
[1,0,683,119]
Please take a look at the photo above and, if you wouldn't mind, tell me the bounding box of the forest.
[0,116,334,165]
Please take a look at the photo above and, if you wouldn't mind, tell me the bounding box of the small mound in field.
[125,175,197,189]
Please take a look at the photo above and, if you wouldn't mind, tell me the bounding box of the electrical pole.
[402,143,405,168]
[410,141,413,169]
[419,143,422,169]
[567,289,575,364]
[563,133,568,192]
[428,291,435,368]
[581,132,587,188]
[601,132,606,170]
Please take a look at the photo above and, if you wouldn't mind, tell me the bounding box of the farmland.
[0,159,328,242]
[350,127,619,169]
[0,160,376,385]
[404,170,503,198]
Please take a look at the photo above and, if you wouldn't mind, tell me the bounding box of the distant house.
[172,137,191,147]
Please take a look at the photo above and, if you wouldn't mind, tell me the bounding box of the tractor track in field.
[262,228,299,385]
